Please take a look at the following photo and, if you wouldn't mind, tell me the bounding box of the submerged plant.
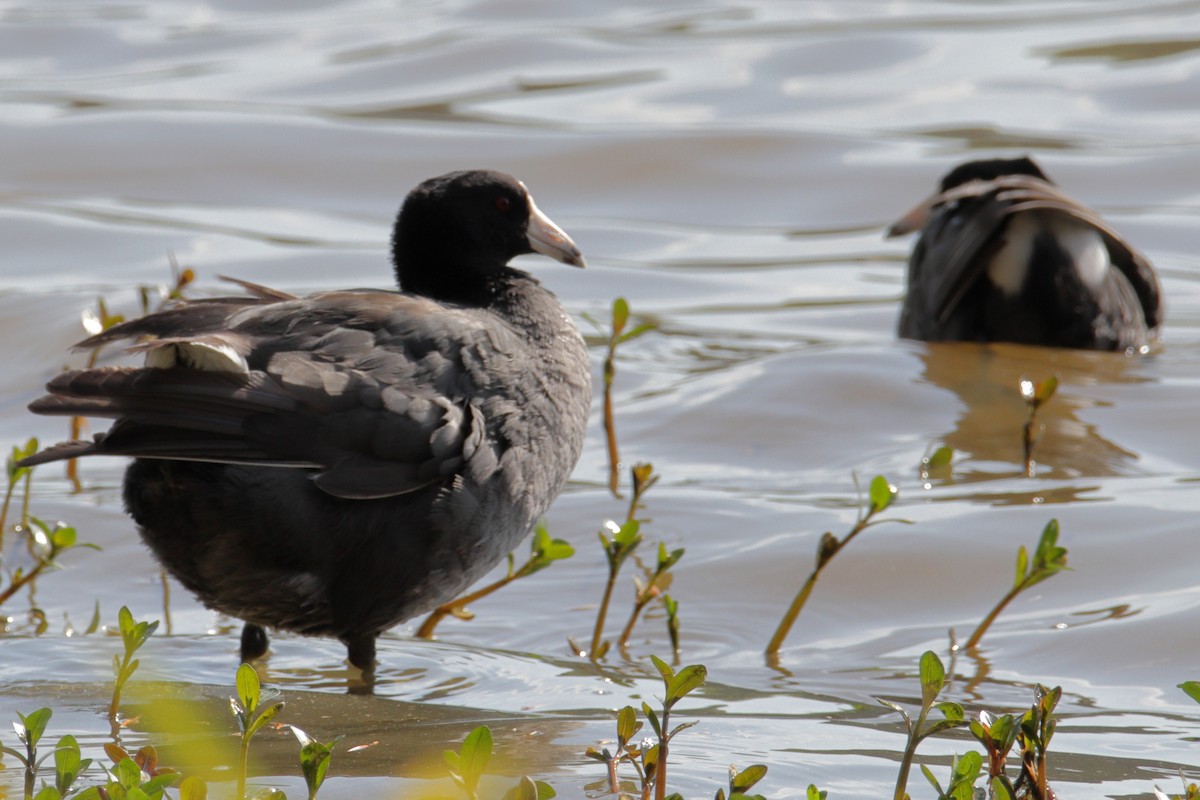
[1020,375,1058,477]
[618,541,685,654]
[445,725,555,800]
[0,516,97,609]
[580,463,665,660]
[877,650,966,800]
[291,726,342,800]
[767,475,903,656]
[231,663,285,800]
[585,655,716,800]
[961,519,1068,651]
[582,298,655,497]
[1,438,38,545]
[109,606,159,725]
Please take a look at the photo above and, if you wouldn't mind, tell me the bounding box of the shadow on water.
[914,341,1153,486]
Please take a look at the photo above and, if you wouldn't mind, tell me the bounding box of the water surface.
[4,1,1200,797]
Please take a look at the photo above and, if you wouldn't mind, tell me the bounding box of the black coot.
[887,156,1162,352]
[20,170,592,670]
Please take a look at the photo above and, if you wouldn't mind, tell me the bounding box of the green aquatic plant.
[586,517,643,660]
[713,764,769,800]
[445,725,555,800]
[585,655,714,800]
[1,438,38,546]
[291,727,342,800]
[767,475,903,657]
[1019,374,1058,477]
[108,606,160,725]
[580,463,663,660]
[919,750,982,800]
[967,709,1020,799]
[0,516,98,609]
[416,524,575,638]
[1013,684,1060,800]
[1,707,54,800]
[583,297,655,497]
[919,445,954,485]
[618,541,685,654]
[230,663,285,800]
[877,650,966,800]
[961,519,1068,651]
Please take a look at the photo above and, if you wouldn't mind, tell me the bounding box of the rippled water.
[4,1,1200,798]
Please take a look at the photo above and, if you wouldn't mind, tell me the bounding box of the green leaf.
[85,601,102,635]
[666,664,707,707]
[17,707,52,748]
[950,750,983,785]
[1014,544,1029,588]
[936,701,964,723]
[927,446,953,468]
[236,663,261,714]
[460,725,493,789]
[112,756,142,788]
[617,706,639,747]
[54,734,82,793]
[246,701,284,738]
[617,322,656,345]
[1180,681,1200,705]
[51,525,76,549]
[1035,375,1059,404]
[611,298,630,336]
[650,654,674,686]
[501,775,554,800]
[143,772,183,795]
[919,763,943,794]
[730,764,768,792]
[806,786,827,800]
[178,775,207,800]
[918,650,945,711]
[876,697,910,725]
[33,787,62,800]
[990,775,1015,800]
[641,702,662,738]
[868,475,896,513]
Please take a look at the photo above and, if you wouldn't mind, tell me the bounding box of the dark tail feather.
[17,440,100,468]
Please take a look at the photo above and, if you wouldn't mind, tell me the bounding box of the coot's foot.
[343,634,377,672]
[240,622,270,662]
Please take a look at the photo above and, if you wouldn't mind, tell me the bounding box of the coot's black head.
[938,156,1051,192]
[391,170,584,303]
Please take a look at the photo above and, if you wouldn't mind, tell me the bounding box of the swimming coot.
[20,170,592,670]
[887,156,1162,352]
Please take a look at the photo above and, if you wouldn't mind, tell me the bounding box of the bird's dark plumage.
[21,170,591,670]
[888,156,1162,352]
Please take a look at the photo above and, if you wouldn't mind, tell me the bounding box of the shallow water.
[4,0,1200,797]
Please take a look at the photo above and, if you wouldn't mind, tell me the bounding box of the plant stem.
[766,570,820,655]
[238,732,251,800]
[892,732,921,800]
[618,596,653,651]
[964,584,1022,650]
[766,517,872,656]
[590,569,619,658]
[0,561,48,607]
[603,348,620,497]
[416,568,525,638]
[655,707,669,800]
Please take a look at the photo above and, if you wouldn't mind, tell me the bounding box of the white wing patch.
[137,339,249,373]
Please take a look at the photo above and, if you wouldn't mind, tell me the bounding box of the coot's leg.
[240,622,270,661]
[344,634,377,672]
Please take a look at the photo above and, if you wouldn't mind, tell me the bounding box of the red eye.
[495,196,512,212]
